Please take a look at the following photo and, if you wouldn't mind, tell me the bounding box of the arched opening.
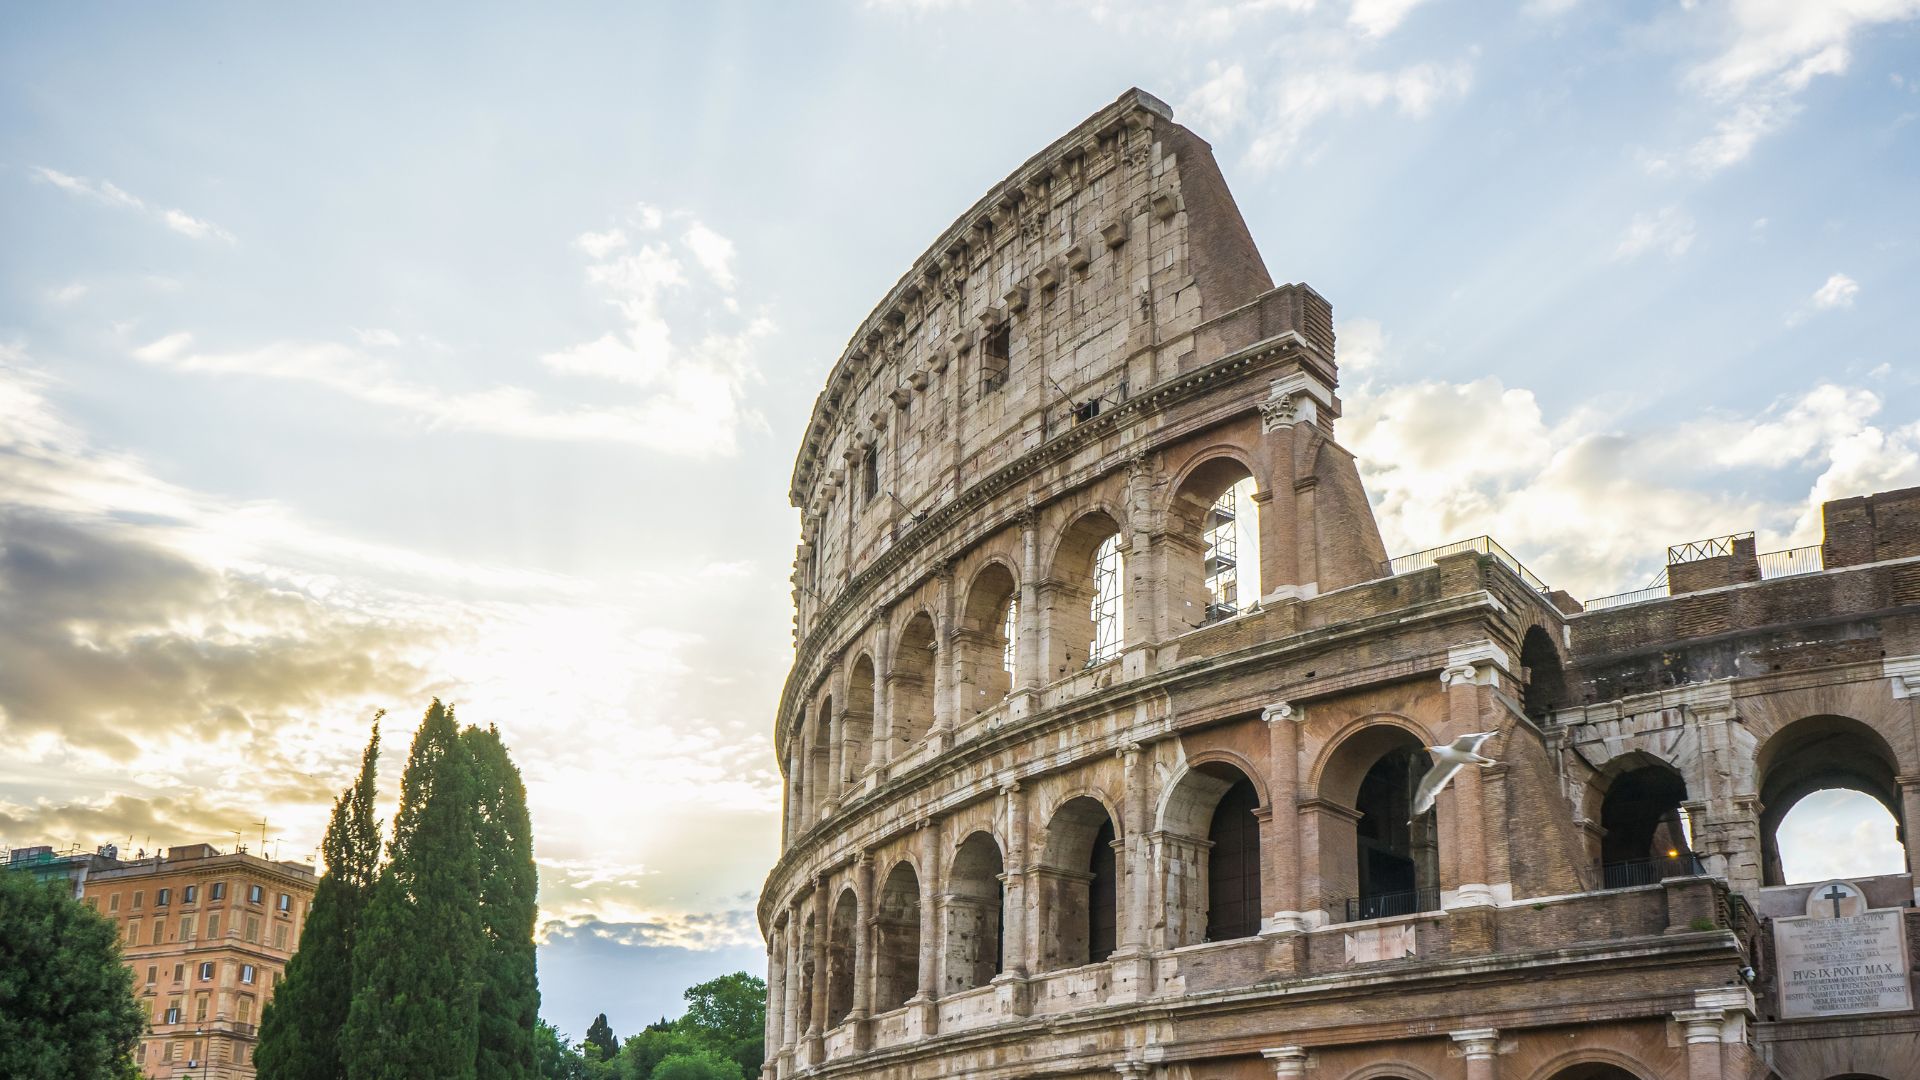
[872,862,920,1013]
[1757,715,1906,886]
[1036,797,1120,970]
[889,614,936,754]
[944,832,1004,993]
[1545,1065,1646,1080]
[1168,458,1262,631]
[1777,790,1905,884]
[843,658,875,792]
[1319,725,1439,921]
[1158,760,1263,947]
[1044,511,1123,678]
[1597,760,1695,888]
[959,563,1018,714]
[1520,624,1569,716]
[825,888,858,1027]
[808,700,832,822]
[797,910,816,1035]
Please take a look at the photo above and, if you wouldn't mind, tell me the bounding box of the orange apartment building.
[80,843,317,1079]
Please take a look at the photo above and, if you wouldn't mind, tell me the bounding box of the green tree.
[0,871,145,1080]
[650,1051,743,1080]
[535,1021,589,1080]
[345,700,483,1080]
[466,724,541,1079]
[583,1012,618,1062]
[680,973,765,1079]
[258,717,384,1080]
[616,1023,703,1080]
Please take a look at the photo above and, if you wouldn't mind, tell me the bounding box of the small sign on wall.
[1771,879,1914,1019]
[1344,922,1416,965]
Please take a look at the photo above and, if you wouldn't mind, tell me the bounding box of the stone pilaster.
[1261,1046,1308,1079]
[1450,1028,1499,1080]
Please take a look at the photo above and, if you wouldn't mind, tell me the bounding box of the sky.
[2,0,1917,1041]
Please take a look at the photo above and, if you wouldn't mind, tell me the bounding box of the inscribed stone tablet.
[1773,906,1912,1019]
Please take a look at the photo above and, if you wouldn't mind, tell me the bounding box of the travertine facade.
[760,89,1920,1080]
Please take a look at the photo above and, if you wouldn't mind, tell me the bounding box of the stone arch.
[1035,795,1121,970]
[825,886,858,1028]
[1041,508,1126,679]
[944,831,1005,993]
[1313,719,1439,920]
[889,611,938,755]
[1158,758,1263,947]
[958,560,1020,714]
[1524,1049,1657,1080]
[843,655,876,791]
[808,698,833,823]
[1338,1064,1438,1080]
[1165,451,1262,633]
[1592,753,1694,887]
[872,860,920,1014]
[1756,714,1904,885]
[1519,623,1569,716]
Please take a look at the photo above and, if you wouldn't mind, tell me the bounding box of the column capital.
[1117,740,1144,761]
[1261,1046,1309,1078]
[1450,1028,1499,1057]
[1672,1007,1727,1044]
[1262,701,1300,724]
[1112,1064,1150,1080]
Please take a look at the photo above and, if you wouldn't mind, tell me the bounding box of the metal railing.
[1342,887,1440,923]
[1582,543,1826,612]
[1601,854,1706,889]
[1667,532,1753,564]
[1757,544,1823,579]
[1388,536,1551,594]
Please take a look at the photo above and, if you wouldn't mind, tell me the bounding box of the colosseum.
[758,89,1920,1080]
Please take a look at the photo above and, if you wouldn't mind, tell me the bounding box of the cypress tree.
[257,717,384,1080]
[465,723,541,1079]
[345,700,482,1080]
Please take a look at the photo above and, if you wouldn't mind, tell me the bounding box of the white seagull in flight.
[1411,731,1499,819]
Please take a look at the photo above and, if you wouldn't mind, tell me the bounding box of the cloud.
[1243,57,1473,169]
[1683,0,1920,172]
[32,167,236,243]
[44,282,89,305]
[1181,63,1251,133]
[1811,272,1860,309]
[131,211,769,456]
[1339,327,1920,599]
[1347,0,1430,37]
[1613,207,1696,261]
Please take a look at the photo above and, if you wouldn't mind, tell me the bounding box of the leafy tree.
[535,1021,589,1080]
[258,717,383,1080]
[680,973,766,1079]
[616,1024,704,1080]
[651,1051,744,1080]
[345,700,483,1080]
[0,870,145,1080]
[584,1012,618,1062]
[466,724,541,1079]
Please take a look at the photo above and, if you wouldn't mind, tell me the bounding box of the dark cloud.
[0,793,272,859]
[0,508,439,758]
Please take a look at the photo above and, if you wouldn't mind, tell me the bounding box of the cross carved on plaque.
[1822,884,1851,917]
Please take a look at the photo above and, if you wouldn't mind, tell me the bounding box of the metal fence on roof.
[1387,536,1552,594]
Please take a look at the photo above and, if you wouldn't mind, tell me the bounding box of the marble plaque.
[1344,922,1416,964]
[1774,883,1912,1019]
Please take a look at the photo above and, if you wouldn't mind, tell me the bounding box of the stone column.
[1451,1029,1499,1080]
[1439,662,1494,909]
[782,909,802,1053]
[1000,781,1030,978]
[849,854,874,1045]
[932,563,954,738]
[1674,1008,1729,1080]
[1898,774,1920,900]
[870,611,893,772]
[806,879,829,1060]
[825,707,844,815]
[1016,510,1043,692]
[1120,742,1149,950]
[912,818,942,1035]
[1263,702,1306,931]
[1261,1046,1308,1079]
[765,923,785,1051]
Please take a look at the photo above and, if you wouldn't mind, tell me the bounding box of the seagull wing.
[1450,731,1497,755]
[1411,760,1464,817]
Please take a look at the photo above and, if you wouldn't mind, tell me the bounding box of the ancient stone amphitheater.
[759,89,1920,1080]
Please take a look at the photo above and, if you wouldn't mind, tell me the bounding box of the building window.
[85,897,98,910]
[136,1044,146,1064]
[980,324,1010,393]
[210,882,225,901]
[239,995,254,1023]
[183,885,197,904]
[180,915,193,941]
[125,920,139,945]
[155,888,170,906]
[172,964,183,983]
[1088,534,1124,665]
[274,923,289,949]
[145,966,156,985]
[199,962,213,981]
[207,913,220,938]
[241,964,256,985]
[131,891,143,910]
[860,449,880,507]
[151,920,164,945]
[161,1041,172,1062]
[194,995,208,1021]
[277,892,291,912]
[164,1006,181,1025]
[245,916,261,943]
[1001,596,1019,675]
[248,884,263,904]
